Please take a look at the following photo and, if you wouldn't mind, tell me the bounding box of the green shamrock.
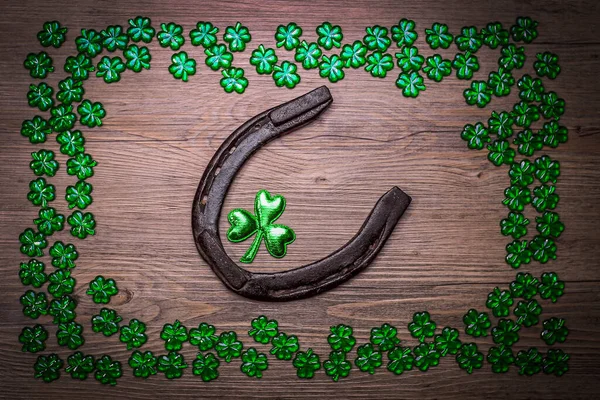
[20,290,48,319]
[120,319,148,349]
[456,342,483,374]
[370,323,400,351]
[319,54,345,83]
[408,311,436,342]
[529,236,557,263]
[464,80,492,108]
[66,152,97,179]
[96,56,126,83]
[101,25,129,52]
[455,26,482,53]
[76,29,103,57]
[87,275,118,304]
[30,149,58,177]
[452,51,479,80]
[27,82,54,111]
[387,346,414,375]
[64,53,95,81]
[395,46,424,72]
[507,240,532,267]
[540,120,568,148]
[24,52,54,79]
[275,22,303,50]
[129,350,158,379]
[49,103,76,133]
[511,16,538,43]
[461,122,490,150]
[68,210,96,239]
[512,101,540,128]
[534,52,560,79]
[487,139,515,166]
[204,44,232,71]
[391,19,417,47]
[251,44,278,74]
[324,350,351,381]
[500,212,529,239]
[249,315,278,344]
[481,22,509,49]
[487,344,514,373]
[161,320,189,351]
[34,354,63,383]
[273,61,301,88]
[48,295,77,323]
[539,272,565,302]
[543,349,569,376]
[536,211,564,238]
[541,317,568,345]
[38,21,68,48]
[425,22,453,49]
[57,78,84,105]
[540,92,565,120]
[434,326,462,356]
[295,41,322,70]
[19,324,48,353]
[189,322,218,351]
[19,228,47,257]
[509,160,535,188]
[534,155,560,184]
[293,348,321,379]
[95,355,122,385]
[169,51,197,81]
[92,307,122,336]
[488,67,514,97]
[124,44,151,72]
[463,309,491,337]
[514,129,543,156]
[34,211,63,236]
[515,348,542,376]
[47,269,75,297]
[317,22,343,50]
[499,44,526,71]
[19,259,47,288]
[127,16,155,43]
[492,320,520,347]
[396,71,426,98]
[270,332,299,360]
[158,352,187,379]
[514,299,542,327]
[66,180,93,209]
[49,240,78,269]
[66,351,95,380]
[215,331,243,362]
[224,22,251,52]
[517,74,544,103]
[220,67,248,94]
[363,25,390,52]
[21,116,52,144]
[502,185,531,212]
[510,272,539,299]
[423,54,452,82]
[27,177,55,208]
[192,352,220,382]
[532,185,559,213]
[227,189,295,263]
[327,324,356,353]
[240,348,269,378]
[354,343,382,374]
[486,287,514,317]
[56,321,84,349]
[189,21,218,48]
[77,99,106,128]
[413,343,440,371]
[340,40,367,68]
[157,22,185,50]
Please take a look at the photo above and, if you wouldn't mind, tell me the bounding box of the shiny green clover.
[534,52,560,79]
[487,139,515,166]
[408,311,436,343]
[295,41,322,70]
[391,19,417,47]
[76,29,103,58]
[324,350,351,381]
[499,44,526,71]
[515,347,542,376]
[48,294,77,324]
[488,67,514,97]
[56,321,84,349]
[293,348,321,379]
[158,352,187,379]
[413,343,440,371]
[251,44,278,74]
[66,180,93,210]
[19,228,47,257]
[387,346,414,375]
[511,16,538,43]
[27,177,55,208]
[34,207,65,236]
[486,287,514,317]
[120,319,148,349]
[354,343,382,374]
[541,317,568,345]
[370,323,400,352]
[56,130,85,157]
[319,54,345,83]
[452,51,479,80]
[123,45,151,72]
[536,211,564,238]
[95,355,122,385]
[491,319,520,347]
[540,120,568,148]
[66,152,97,179]
[47,269,75,297]
[190,21,218,48]
[21,116,52,144]
[224,22,251,52]
[514,129,543,156]
[77,100,105,128]
[463,309,491,337]
[487,344,514,373]
[249,315,278,344]
[20,290,48,319]
[433,327,462,356]
[500,211,529,239]
[64,53,95,81]
[27,82,54,111]
[240,348,268,378]
[34,354,63,383]
[220,67,248,94]
[161,320,188,351]
[270,332,299,360]
[92,308,122,336]
[96,56,126,83]
[455,26,482,53]
[192,352,220,382]
[517,74,544,103]
[396,71,426,98]
[543,349,569,377]
[157,22,184,50]
[87,275,118,304]
[341,40,367,69]
[328,324,356,353]
[50,241,78,269]
[363,25,390,52]
[68,210,96,239]
[509,159,534,188]
[19,324,48,353]
[463,80,492,108]
[215,331,243,362]
[227,189,295,263]
[539,272,565,302]
[127,16,155,43]
[204,44,232,71]
[275,22,302,50]
[19,259,47,288]
[38,21,68,48]
[189,322,218,351]
[425,23,453,49]
[395,46,423,72]
[532,184,559,213]
[24,52,54,79]
[456,343,483,374]
[169,51,196,81]
[481,22,509,49]
[273,61,301,88]
[502,185,531,212]
[66,351,95,380]
[101,25,129,52]
[317,22,343,50]
[423,54,452,82]
[57,78,84,105]
[488,111,514,139]
[30,149,58,177]
[50,103,76,133]
[540,92,565,120]
[510,272,539,299]
[461,122,489,150]
[514,299,543,327]
[129,350,158,379]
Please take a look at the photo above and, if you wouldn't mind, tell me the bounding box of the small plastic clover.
[204,44,232,71]
[120,319,148,349]
[317,22,343,50]
[540,92,565,120]
[192,353,220,382]
[488,68,514,97]
[95,355,122,385]
[364,25,392,52]
[66,152,97,180]
[536,211,564,239]
[532,185,559,213]
[500,212,529,239]
[92,308,122,336]
[328,324,356,353]
[158,352,188,379]
[33,210,61,235]
[452,51,479,80]
[34,353,63,383]
[66,351,95,380]
[505,239,532,268]
[340,40,367,69]
[433,326,462,356]
[319,54,345,83]
[293,348,321,379]
[30,149,58,177]
[499,44,526,71]
[463,309,491,337]
[27,178,56,208]
[387,346,414,375]
[370,323,400,352]
[270,332,299,360]
[461,122,489,150]
[68,210,96,239]
[127,16,155,43]
[514,299,543,327]
[324,350,351,381]
[408,311,436,343]
[57,78,84,106]
[487,344,514,373]
[413,343,440,371]
[502,185,531,212]
[49,104,76,133]
[56,321,84,349]
[517,74,544,103]
[224,22,251,52]
[511,16,538,44]
[481,22,509,49]
[456,343,483,374]
[19,259,47,288]
[391,19,417,47]
[76,29,103,57]
[64,53,95,81]
[295,41,321,70]
[220,67,248,94]
[47,269,75,297]
[19,324,48,353]
[157,22,185,50]
[66,180,93,210]
[529,236,557,264]
[101,25,129,52]
[20,290,48,319]
[251,44,278,74]
[24,52,54,79]
[514,129,543,157]
[534,52,560,79]
[38,21,68,48]
[215,331,243,362]
[464,80,492,108]
[87,276,118,304]
[425,22,453,49]
[21,116,52,144]
[510,272,539,299]
[515,347,542,376]
[272,61,301,88]
[190,21,218,48]
[423,54,452,82]
[540,120,568,148]
[508,159,535,188]
[124,45,151,72]
[129,350,158,379]
[487,140,515,166]
[539,271,565,303]
[275,22,302,50]
[77,100,106,128]
[486,288,514,318]
[169,51,196,82]
[354,343,382,374]
[27,82,54,111]
[249,315,278,344]
[455,26,482,53]
[395,46,424,72]
[50,241,78,269]
[48,295,77,323]
[534,155,560,184]
[96,56,126,83]
[396,71,426,98]
[541,317,568,345]
[240,347,268,378]
[56,130,85,157]
[19,228,47,257]
[189,322,218,351]
[491,319,520,347]
[161,320,189,351]
[543,349,569,376]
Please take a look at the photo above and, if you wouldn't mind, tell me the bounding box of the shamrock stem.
[240,231,262,264]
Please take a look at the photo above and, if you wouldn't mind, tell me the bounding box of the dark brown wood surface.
[1,0,599,398]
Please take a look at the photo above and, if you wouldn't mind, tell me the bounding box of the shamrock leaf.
[30,149,58,177]
[499,44,526,71]
[27,177,55,208]
[66,180,93,209]
[57,77,84,105]
[491,318,520,347]
[275,22,302,50]
[295,41,322,70]
[529,236,557,263]
[123,44,151,72]
[293,348,321,379]
[220,67,248,94]
[169,51,197,81]
[68,211,96,239]
[19,259,47,288]
[511,16,538,43]
[87,275,118,304]
[536,211,564,238]
[452,51,479,80]
[395,46,424,72]
[510,272,539,299]
[481,22,509,49]
[27,82,54,111]
[251,44,278,74]
[96,56,126,83]
[56,321,84,349]
[461,122,490,150]
[92,307,122,336]
[317,22,343,50]
[508,160,535,188]
[270,332,299,360]
[502,185,531,212]
[19,324,48,353]
[455,342,483,374]
[319,54,345,83]
[539,271,565,302]
[19,228,47,257]
[161,320,189,351]
[21,116,52,144]
[534,52,560,79]
[340,40,367,68]
[189,322,218,351]
[463,309,491,337]
[240,347,268,378]
[532,185,559,213]
[273,61,301,88]
[127,16,155,43]
[248,315,278,344]
[77,99,106,128]
[215,331,243,362]
[37,21,68,48]
[512,101,540,128]
[423,54,452,82]
[413,342,440,371]
[49,241,78,269]
[49,103,76,133]
[455,26,482,53]
[327,324,356,353]
[189,21,218,48]
[101,25,129,52]
[514,129,543,157]
[505,239,532,269]
[129,350,158,379]
[158,352,187,379]
[487,139,515,166]
[517,74,544,103]
[64,53,95,81]
[396,71,426,98]
[391,19,417,47]
[540,92,565,120]
[24,52,54,79]
[434,327,462,356]
[408,311,436,342]
[66,351,95,380]
[324,350,351,381]
[66,152,97,179]
[204,45,232,71]
[363,25,390,52]
[487,67,514,97]
[534,155,560,184]
[95,355,122,385]
[192,352,220,382]
[34,210,63,239]
[370,323,400,351]
[76,29,103,57]
[425,22,453,49]
[540,120,568,148]
[20,290,48,319]
[34,354,63,383]
[387,346,414,375]
[223,22,251,52]
[47,269,75,297]
[354,343,382,374]
[515,347,542,376]
[487,344,514,373]
[120,319,148,349]
[486,287,514,317]
[500,211,529,239]
[514,299,543,327]
[463,80,492,108]
[157,22,185,50]
[48,294,77,324]
[543,349,569,376]
[541,317,568,345]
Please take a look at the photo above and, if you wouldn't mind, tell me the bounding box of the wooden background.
[1,0,599,398]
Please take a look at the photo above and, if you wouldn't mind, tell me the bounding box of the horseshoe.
[192,86,411,301]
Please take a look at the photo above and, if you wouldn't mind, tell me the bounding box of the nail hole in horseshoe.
[200,195,208,206]
[214,167,221,176]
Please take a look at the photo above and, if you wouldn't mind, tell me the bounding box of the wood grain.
[1,0,600,398]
